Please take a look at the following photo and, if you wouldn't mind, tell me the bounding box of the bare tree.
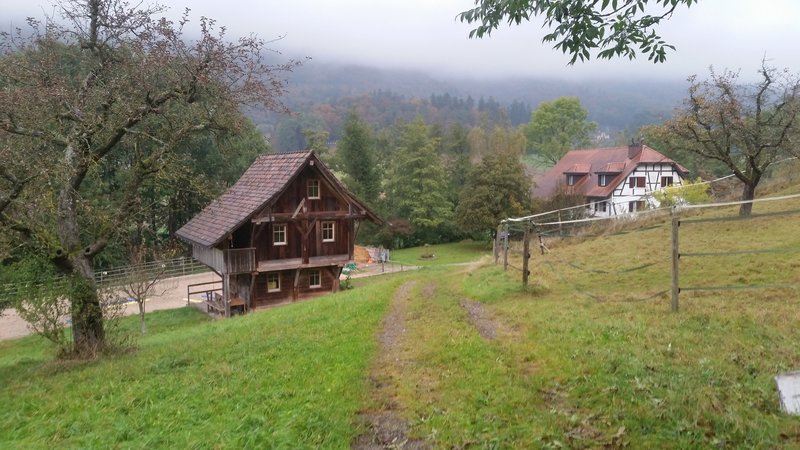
[659,62,800,216]
[118,255,174,335]
[0,0,297,356]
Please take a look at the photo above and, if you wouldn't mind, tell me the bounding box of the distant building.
[533,143,689,216]
[176,150,381,315]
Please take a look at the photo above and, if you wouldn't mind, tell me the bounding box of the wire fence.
[496,190,800,310]
[0,256,209,306]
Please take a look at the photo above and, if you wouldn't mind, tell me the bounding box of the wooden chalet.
[175,150,381,316]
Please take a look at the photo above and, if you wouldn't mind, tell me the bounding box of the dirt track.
[0,262,415,342]
[0,271,219,341]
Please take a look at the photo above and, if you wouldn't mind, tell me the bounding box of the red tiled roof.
[565,163,591,173]
[175,151,380,248]
[600,162,626,173]
[533,145,688,199]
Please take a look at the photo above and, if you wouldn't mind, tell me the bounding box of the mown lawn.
[390,240,491,266]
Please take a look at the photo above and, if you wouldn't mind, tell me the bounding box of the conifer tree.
[337,111,379,206]
[386,118,454,244]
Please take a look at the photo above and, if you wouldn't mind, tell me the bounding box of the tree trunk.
[139,302,147,335]
[58,145,105,355]
[69,256,105,355]
[739,182,756,216]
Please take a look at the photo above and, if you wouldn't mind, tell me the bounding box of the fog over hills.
[275,60,688,132]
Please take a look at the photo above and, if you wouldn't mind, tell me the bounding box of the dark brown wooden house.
[175,150,381,316]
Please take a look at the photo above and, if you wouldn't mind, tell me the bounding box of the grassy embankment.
[2,193,799,448]
[0,274,409,448]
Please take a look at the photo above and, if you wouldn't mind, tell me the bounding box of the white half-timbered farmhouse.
[533,144,689,217]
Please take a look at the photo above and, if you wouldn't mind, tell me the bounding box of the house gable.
[175,151,380,249]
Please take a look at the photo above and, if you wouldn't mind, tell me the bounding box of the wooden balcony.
[224,247,256,274]
[257,254,349,272]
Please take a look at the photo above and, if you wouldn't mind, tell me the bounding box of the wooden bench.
[206,292,225,315]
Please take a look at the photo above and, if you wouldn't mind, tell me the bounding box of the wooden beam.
[302,220,310,265]
[273,210,354,220]
[291,198,306,219]
[223,273,231,318]
[329,266,340,293]
[248,273,256,312]
[349,220,358,260]
[293,269,301,301]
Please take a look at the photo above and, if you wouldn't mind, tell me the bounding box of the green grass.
[0,275,408,449]
[390,240,490,266]
[2,202,799,448]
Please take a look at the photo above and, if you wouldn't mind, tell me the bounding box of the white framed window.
[308,179,320,199]
[273,224,287,246]
[322,221,335,242]
[267,272,281,293]
[661,176,674,187]
[309,270,321,289]
[598,174,613,187]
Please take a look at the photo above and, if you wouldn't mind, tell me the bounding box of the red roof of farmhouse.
[533,145,689,199]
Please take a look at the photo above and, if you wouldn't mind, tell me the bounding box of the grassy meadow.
[2,193,800,448]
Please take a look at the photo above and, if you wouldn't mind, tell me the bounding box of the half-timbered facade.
[533,144,689,217]
[175,151,380,315]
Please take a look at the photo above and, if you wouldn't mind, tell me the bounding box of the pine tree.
[387,118,454,244]
[337,111,379,206]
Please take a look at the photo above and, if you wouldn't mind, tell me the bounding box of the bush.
[652,177,711,207]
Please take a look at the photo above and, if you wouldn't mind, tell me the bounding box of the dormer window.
[308,179,320,199]
[566,174,580,186]
[598,174,613,187]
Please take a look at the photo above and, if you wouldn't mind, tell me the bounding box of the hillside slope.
[2,194,799,447]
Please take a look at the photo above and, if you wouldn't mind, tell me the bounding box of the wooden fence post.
[671,208,680,312]
[223,273,231,318]
[503,223,509,272]
[522,222,531,290]
[557,210,563,236]
[494,225,501,264]
[538,232,545,255]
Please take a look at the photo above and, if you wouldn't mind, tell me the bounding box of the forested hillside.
[248,61,687,151]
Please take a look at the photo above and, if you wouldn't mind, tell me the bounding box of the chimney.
[628,141,643,159]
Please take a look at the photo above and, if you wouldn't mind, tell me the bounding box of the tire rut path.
[352,280,429,450]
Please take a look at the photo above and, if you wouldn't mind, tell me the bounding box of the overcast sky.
[4,0,799,82]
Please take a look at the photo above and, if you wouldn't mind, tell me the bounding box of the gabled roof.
[533,145,689,199]
[175,151,380,248]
